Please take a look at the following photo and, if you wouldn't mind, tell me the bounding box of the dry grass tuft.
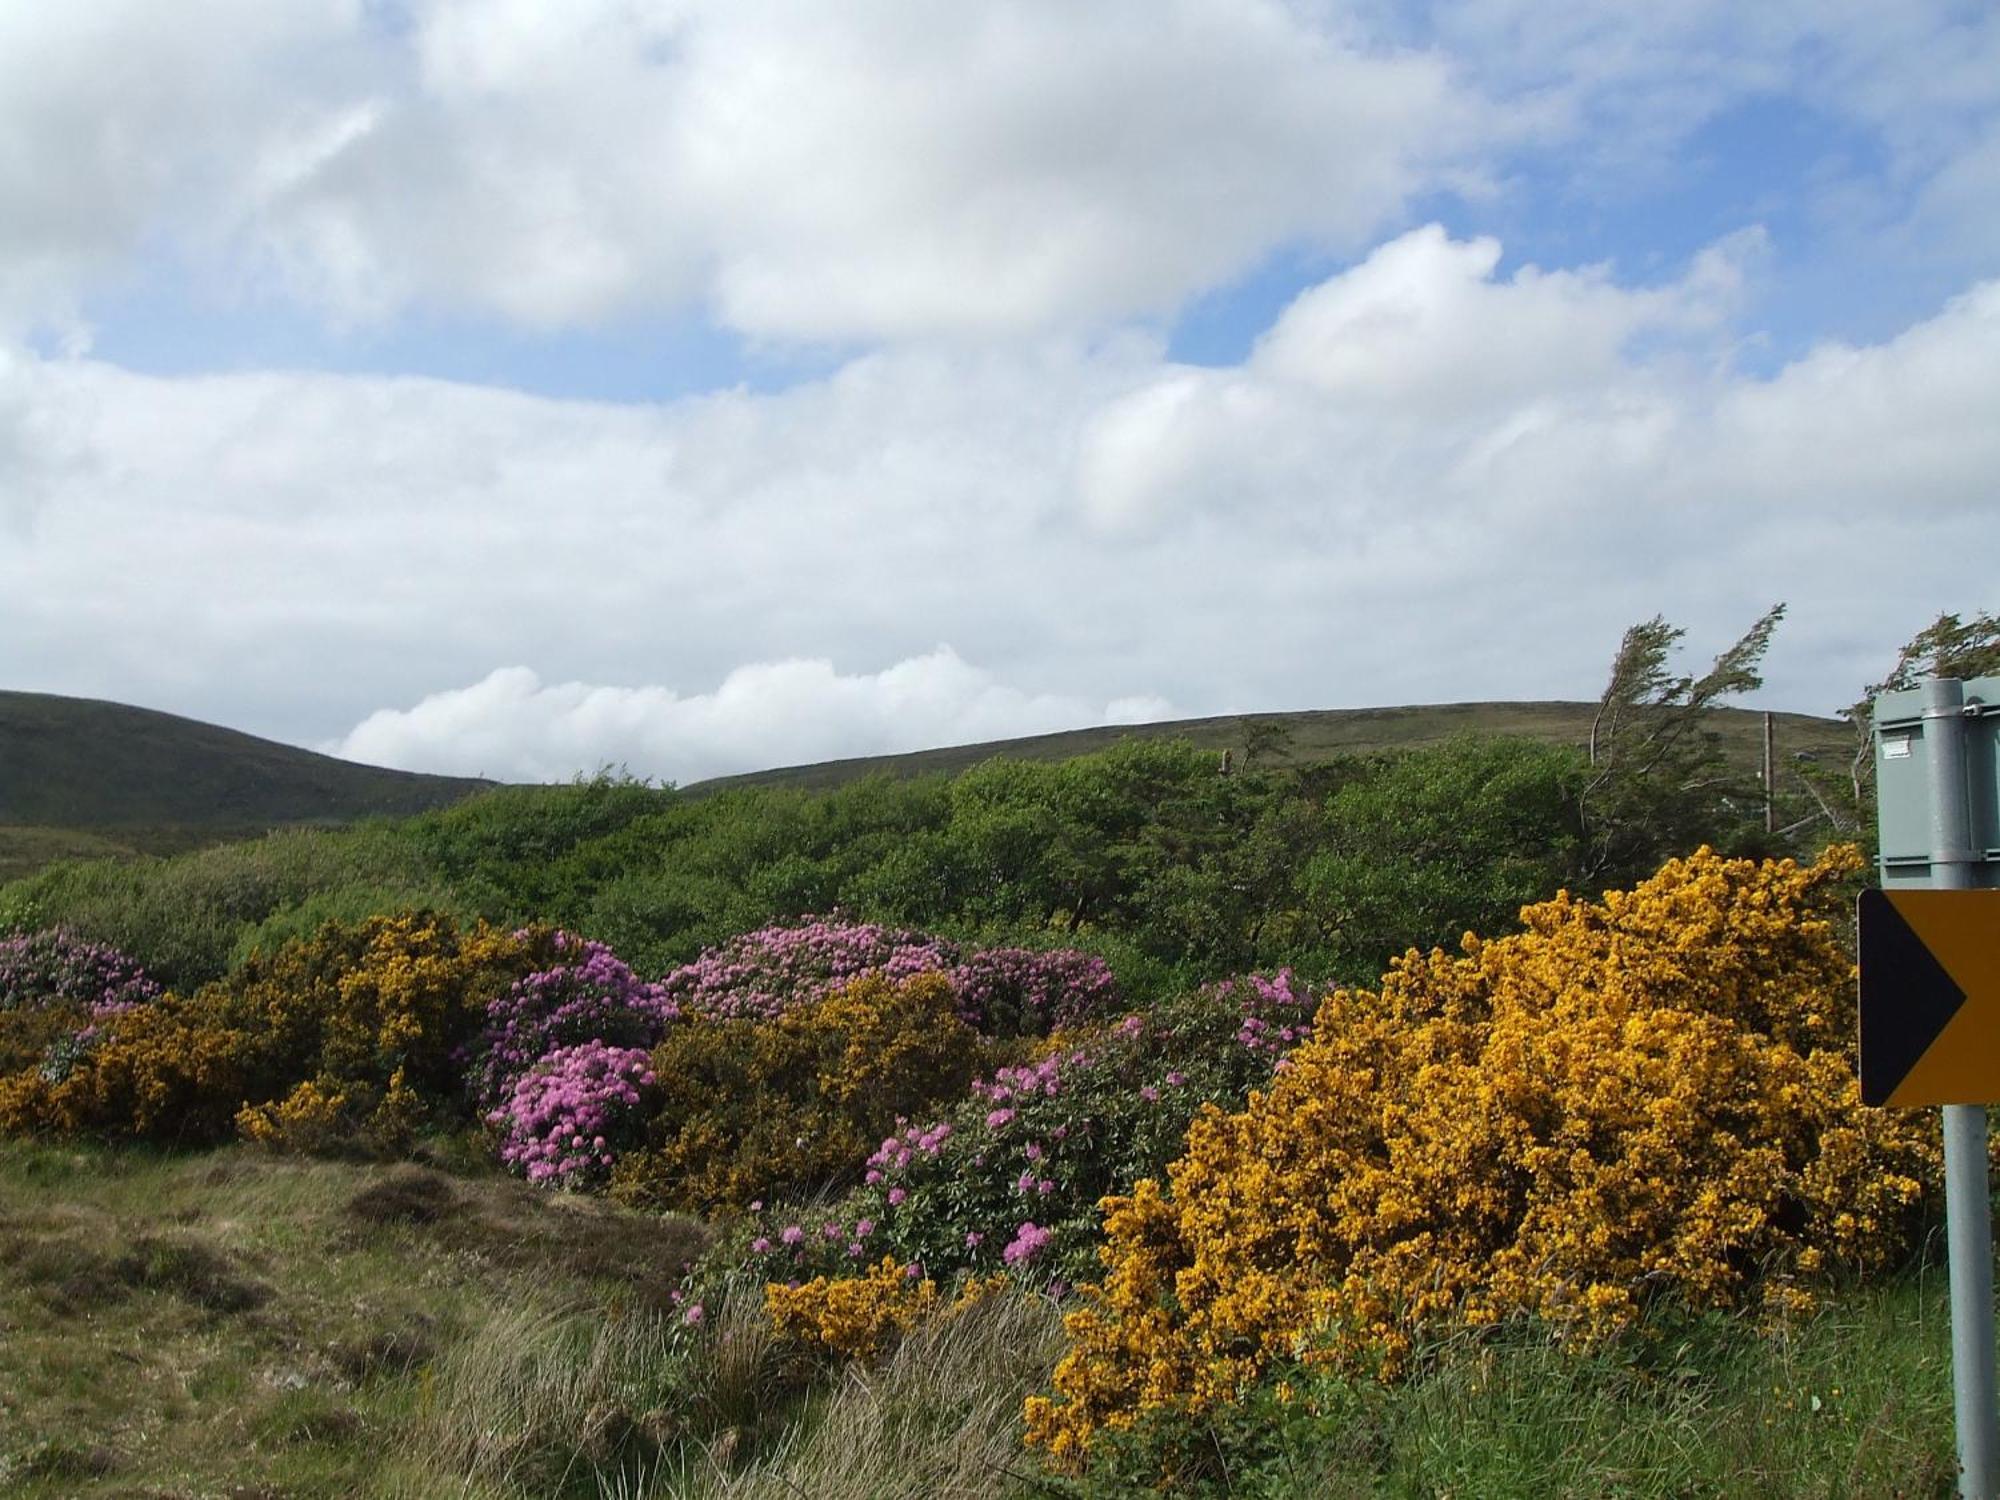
[346,1164,461,1226]
[624,1285,1067,1500]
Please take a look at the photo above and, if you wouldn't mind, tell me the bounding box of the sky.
[2,1,1996,785]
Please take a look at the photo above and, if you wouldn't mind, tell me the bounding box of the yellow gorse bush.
[765,1260,1016,1361]
[766,1255,942,1360]
[1025,846,1938,1463]
[0,913,549,1146]
[611,971,990,1213]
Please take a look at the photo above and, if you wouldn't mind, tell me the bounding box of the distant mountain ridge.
[0,690,491,832]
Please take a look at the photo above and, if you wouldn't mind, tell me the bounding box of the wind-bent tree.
[1576,603,1785,883]
[1823,610,2000,839]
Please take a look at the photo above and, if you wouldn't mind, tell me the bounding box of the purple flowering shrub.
[0,929,162,1078]
[466,931,679,1107]
[489,1041,657,1187]
[0,928,161,1015]
[657,918,956,1022]
[657,916,1120,1037]
[721,969,1320,1288]
[946,946,1121,1035]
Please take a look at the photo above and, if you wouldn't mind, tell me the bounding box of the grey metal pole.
[1924,677,2000,1500]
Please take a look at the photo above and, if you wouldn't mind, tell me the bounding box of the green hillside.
[0,691,491,877]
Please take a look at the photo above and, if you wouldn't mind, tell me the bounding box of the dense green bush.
[0,827,434,990]
[1300,736,1585,980]
[1,731,1803,1006]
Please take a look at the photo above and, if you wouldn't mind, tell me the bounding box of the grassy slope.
[0,1138,711,1499]
[685,701,1853,796]
[0,690,490,847]
[0,1139,1957,1500]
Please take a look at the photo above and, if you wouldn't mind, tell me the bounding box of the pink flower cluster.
[946,947,1119,1033]
[749,1211,886,1270]
[0,928,160,1016]
[971,1050,1089,1106]
[468,934,678,1105]
[865,1118,953,1182]
[656,919,1120,1035]
[1002,1221,1053,1267]
[1216,967,1314,1052]
[658,918,957,1022]
[488,1042,656,1186]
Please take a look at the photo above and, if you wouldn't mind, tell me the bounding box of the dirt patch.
[448,1184,713,1310]
[4,1437,122,1482]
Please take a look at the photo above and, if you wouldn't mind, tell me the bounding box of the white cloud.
[0,0,1485,342]
[0,1,1992,345]
[0,0,368,336]
[5,226,1996,782]
[332,654,1175,783]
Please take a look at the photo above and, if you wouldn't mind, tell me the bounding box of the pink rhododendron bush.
[658,916,1121,1034]
[489,1041,657,1186]
[0,928,162,1079]
[716,970,1320,1289]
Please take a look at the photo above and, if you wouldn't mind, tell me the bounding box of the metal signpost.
[1862,677,2000,1499]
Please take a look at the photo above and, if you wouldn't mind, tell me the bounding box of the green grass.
[0,1138,709,1499]
[1035,1286,1960,1499]
[0,1139,1968,1499]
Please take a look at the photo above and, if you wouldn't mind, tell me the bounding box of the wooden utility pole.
[1763,711,1776,834]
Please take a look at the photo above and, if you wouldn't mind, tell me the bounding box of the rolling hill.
[1,689,1854,883]
[0,691,491,879]
[685,700,1855,795]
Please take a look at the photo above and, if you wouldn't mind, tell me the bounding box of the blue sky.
[1,1,1996,782]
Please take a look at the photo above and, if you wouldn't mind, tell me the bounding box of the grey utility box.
[1874,676,2000,889]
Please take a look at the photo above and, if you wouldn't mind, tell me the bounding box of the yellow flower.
[1025,846,1939,1463]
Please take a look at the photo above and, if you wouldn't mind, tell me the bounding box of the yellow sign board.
[1859,889,2000,1106]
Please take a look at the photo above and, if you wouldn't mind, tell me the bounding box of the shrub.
[1023,846,1937,1464]
[489,1042,658,1188]
[765,1255,941,1361]
[655,916,1121,1036]
[657,917,958,1022]
[0,929,160,1078]
[610,972,991,1213]
[236,1077,363,1156]
[0,928,161,1014]
[721,970,1317,1290]
[0,826,437,990]
[465,933,678,1108]
[948,946,1122,1035]
[0,913,557,1147]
